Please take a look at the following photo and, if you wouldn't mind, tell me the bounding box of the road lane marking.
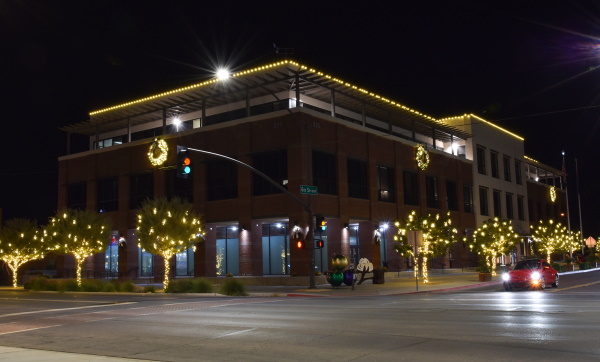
[0,302,137,318]
[216,328,258,338]
[548,280,600,292]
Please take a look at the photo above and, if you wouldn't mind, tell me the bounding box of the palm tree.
[0,218,48,287]
[136,197,204,290]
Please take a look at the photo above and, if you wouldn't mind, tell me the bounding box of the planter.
[478,272,492,282]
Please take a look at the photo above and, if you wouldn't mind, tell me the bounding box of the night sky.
[2,1,599,236]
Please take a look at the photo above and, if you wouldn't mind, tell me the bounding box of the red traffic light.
[316,239,324,248]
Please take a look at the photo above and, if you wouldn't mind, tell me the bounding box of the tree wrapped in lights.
[136,197,204,290]
[531,220,578,264]
[394,211,457,283]
[0,218,48,287]
[472,218,519,276]
[46,209,111,287]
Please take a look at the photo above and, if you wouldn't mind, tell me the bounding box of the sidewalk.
[244,271,503,297]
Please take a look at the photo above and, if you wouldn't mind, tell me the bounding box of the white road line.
[0,302,137,318]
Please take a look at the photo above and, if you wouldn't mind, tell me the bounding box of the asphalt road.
[1,271,599,361]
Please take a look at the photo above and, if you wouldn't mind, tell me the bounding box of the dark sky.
[2,1,599,236]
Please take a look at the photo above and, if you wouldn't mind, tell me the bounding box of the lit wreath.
[415,144,430,170]
[148,138,168,166]
[549,186,556,203]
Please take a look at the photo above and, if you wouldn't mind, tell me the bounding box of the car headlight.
[531,271,541,280]
[502,273,510,281]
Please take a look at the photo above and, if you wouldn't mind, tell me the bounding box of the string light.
[45,209,110,287]
[395,211,457,283]
[531,219,579,264]
[415,144,430,170]
[472,217,519,275]
[0,219,48,287]
[148,138,169,166]
[136,197,204,290]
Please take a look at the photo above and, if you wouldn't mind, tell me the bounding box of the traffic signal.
[315,215,327,232]
[177,146,191,178]
[316,239,324,249]
[296,240,305,249]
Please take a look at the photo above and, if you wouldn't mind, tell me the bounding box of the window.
[216,226,239,276]
[312,150,337,195]
[476,146,486,175]
[493,190,502,217]
[446,180,458,211]
[377,165,395,202]
[403,170,419,206]
[517,195,525,221]
[253,150,288,196]
[515,160,522,185]
[139,249,153,277]
[490,151,499,178]
[207,159,238,201]
[426,175,439,208]
[130,173,154,209]
[165,169,193,202]
[463,185,474,213]
[503,155,511,182]
[97,178,118,212]
[506,193,514,219]
[262,223,289,275]
[67,182,87,210]
[479,187,489,216]
[347,158,368,199]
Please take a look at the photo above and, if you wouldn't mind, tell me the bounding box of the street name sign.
[300,185,318,195]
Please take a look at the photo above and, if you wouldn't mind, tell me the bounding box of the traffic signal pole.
[186,147,317,289]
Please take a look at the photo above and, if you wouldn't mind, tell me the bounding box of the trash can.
[372,268,385,284]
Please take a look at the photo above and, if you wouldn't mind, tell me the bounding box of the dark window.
[517,195,525,221]
[426,175,439,208]
[253,150,288,196]
[204,108,247,126]
[506,193,514,219]
[479,187,489,216]
[347,158,368,199]
[377,165,395,202]
[67,182,87,210]
[97,178,118,213]
[130,173,154,209]
[403,170,419,206]
[312,150,336,195]
[131,127,163,142]
[463,185,474,213]
[515,160,522,185]
[476,146,486,175]
[493,190,502,217]
[165,169,193,202]
[491,152,499,178]
[503,155,512,182]
[207,159,238,201]
[446,180,457,211]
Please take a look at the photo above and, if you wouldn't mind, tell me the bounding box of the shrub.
[219,279,247,296]
[117,281,135,292]
[81,279,103,292]
[144,285,156,293]
[226,273,234,277]
[165,278,213,293]
[58,279,80,292]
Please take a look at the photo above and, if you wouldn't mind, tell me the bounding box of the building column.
[195,223,217,277]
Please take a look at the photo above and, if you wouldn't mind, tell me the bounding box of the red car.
[502,259,559,291]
